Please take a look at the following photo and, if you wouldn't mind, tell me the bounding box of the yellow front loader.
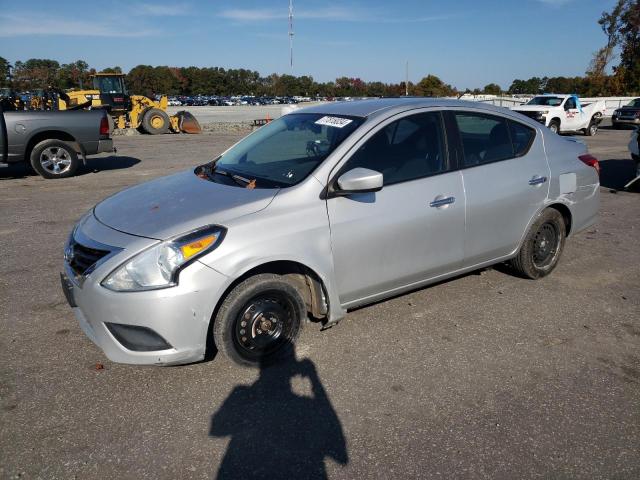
[57,73,201,135]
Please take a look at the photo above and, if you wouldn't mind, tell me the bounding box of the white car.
[512,95,606,136]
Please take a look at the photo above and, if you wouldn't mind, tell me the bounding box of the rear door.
[327,110,466,306]
[449,110,550,266]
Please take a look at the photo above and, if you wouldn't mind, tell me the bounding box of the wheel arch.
[513,201,574,257]
[25,130,78,162]
[214,260,329,323]
[205,260,330,360]
[547,202,573,237]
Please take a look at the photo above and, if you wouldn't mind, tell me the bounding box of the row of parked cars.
[166,95,315,107]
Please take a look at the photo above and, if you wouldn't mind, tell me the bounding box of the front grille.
[68,240,110,277]
[514,110,540,120]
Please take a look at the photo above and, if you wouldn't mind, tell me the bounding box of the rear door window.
[454,112,514,166]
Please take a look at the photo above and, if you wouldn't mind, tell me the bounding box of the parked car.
[629,127,639,162]
[0,106,113,178]
[61,98,600,366]
[511,95,606,136]
[612,98,640,129]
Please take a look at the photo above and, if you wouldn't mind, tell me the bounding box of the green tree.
[414,75,456,97]
[0,56,10,87]
[12,58,60,90]
[589,0,639,94]
[482,83,501,95]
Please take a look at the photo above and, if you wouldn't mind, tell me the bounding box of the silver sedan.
[61,98,600,366]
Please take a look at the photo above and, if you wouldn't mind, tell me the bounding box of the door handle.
[528,176,547,186]
[430,196,455,208]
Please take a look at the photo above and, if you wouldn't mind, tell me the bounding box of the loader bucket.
[175,110,202,134]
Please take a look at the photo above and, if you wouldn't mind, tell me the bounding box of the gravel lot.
[1,127,639,479]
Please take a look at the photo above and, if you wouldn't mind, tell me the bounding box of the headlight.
[539,110,548,116]
[101,225,225,292]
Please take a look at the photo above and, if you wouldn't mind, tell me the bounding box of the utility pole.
[405,60,409,96]
[289,0,294,73]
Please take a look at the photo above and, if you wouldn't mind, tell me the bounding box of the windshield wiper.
[213,168,254,187]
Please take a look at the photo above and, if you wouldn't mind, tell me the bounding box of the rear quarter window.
[508,120,535,157]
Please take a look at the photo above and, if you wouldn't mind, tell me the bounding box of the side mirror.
[335,167,383,195]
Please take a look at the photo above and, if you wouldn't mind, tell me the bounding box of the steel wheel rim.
[233,291,296,359]
[40,146,72,175]
[590,124,597,135]
[150,115,164,129]
[550,124,558,133]
[532,222,560,268]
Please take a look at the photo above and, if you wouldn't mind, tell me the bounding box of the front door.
[327,111,466,306]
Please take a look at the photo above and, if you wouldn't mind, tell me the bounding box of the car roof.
[296,97,518,120]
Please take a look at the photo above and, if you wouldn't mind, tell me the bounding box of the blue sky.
[0,0,618,90]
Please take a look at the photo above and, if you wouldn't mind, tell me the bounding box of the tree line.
[1,0,637,98]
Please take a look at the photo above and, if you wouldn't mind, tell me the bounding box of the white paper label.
[315,116,353,128]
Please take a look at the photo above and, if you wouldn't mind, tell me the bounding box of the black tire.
[141,108,170,135]
[510,208,566,279]
[584,118,598,136]
[213,274,305,367]
[612,123,622,130]
[29,139,79,179]
[548,120,560,134]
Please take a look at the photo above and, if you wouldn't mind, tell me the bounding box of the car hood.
[93,170,278,240]
[617,107,640,113]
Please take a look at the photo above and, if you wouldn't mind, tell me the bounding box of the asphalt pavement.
[0,127,638,479]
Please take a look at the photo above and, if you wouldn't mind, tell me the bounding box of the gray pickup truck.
[0,107,114,178]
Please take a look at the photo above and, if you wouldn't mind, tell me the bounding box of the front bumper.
[62,213,230,365]
[613,117,640,126]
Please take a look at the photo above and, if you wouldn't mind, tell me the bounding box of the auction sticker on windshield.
[315,116,353,128]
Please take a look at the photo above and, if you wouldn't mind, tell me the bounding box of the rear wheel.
[141,108,170,135]
[585,118,598,136]
[510,208,566,279]
[213,274,305,366]
[29,139,79,179]
[548,120,560,134]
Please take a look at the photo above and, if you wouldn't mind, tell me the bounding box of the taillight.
[579,154,600,176]
[99,115,109,136]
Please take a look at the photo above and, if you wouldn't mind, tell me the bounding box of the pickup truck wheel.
[549,120,560,134]
[141,108,170,135]
[29,139,79,179]
[510,208,566,280]
[213,274,304,367]
[585,119,598,136]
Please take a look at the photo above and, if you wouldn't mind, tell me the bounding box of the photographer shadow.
[210,346,348,479]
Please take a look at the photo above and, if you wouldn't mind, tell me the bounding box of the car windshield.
[197,113,364,188]
[527,96,564,106]
[626,99,640,107]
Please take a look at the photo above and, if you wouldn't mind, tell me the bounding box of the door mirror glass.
[336,168,383,194]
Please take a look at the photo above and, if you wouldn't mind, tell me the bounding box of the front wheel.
[548,120,560,134]
[510,208,566,279]
[29,139,79,179]
[213,274,305,366]
[141,107,170,135]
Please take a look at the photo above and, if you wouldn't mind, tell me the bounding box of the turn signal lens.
[180,235,218,260]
